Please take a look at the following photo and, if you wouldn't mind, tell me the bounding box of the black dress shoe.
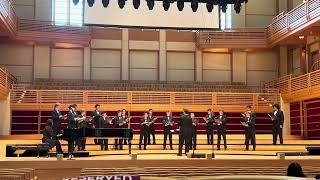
[144,147,147,150]
[170,147,173,150]
[177,153,182,156]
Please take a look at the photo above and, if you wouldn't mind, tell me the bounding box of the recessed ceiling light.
[299,36,305,39]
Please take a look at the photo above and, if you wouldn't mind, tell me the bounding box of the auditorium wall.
[0,39,279,86]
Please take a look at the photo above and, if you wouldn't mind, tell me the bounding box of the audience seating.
[80,166,320,178]
[26,78,261,93]
[0,168,35,180]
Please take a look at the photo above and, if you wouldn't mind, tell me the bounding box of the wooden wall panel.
[91,50,121,80]
[202,53,231,82]
[129,51,158,81]
[167,52,195,81]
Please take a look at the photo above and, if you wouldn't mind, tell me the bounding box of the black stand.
[211,130,215,159]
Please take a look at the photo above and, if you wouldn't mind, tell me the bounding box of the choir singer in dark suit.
[178,109,193,156]
[163,111,174,150]
[271,104,284,145]
[216,109,228,150]
[242,111,256,151]
[52,103,65,135]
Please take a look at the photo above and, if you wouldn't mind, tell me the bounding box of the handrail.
[265,68,320,101]
[0,67,17,98]
[10,84,278,112]
[266,0,320,46]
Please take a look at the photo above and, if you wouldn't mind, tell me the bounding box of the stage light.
[191,0,198,12]
[102,0,109,7]
[163,0,170,11]
[221,4,227,13]
[73,0,79,5]
[146,0,155,10]
[206,1,214,12]
[118,0,126,9]
[234,0,241,14]
[87,0,95,7]
[177,0,184,11]
[133,0,140,9]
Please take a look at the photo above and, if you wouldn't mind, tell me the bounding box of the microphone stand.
[211,129,215,159]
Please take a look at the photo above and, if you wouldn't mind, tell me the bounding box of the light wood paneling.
[167,52,195,81]
[129,51,158,81]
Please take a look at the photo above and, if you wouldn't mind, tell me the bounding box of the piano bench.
[6,143,50,158]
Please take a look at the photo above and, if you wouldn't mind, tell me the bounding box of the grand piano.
[59,128,134,155]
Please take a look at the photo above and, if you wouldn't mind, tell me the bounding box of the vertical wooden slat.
[299,101,304,137]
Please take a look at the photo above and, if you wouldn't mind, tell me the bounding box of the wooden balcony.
[10,84,278,113]
[266,0,320,47]
[196,28,268,49]
[265,69,320,102]
[0,0,17,37]
[16,19,91,45]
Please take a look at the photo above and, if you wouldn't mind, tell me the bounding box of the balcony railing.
[16,19,91,45]
[266,0,320,46]
[196,28,267,49]
[10,84,278,112]
[265,69,320,101]
[0,67,17,99]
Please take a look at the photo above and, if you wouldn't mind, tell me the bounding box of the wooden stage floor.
[0,134,320,179]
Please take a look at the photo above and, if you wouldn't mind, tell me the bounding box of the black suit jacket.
[205,114,215,130]
[242,116,255,131]
[216,114,227,130]
[179,114,193,135]
[52,110,61,124]
[67,110,77,129]
[163,116,174,129]
[92,110,101,127]
[272,110,284,127]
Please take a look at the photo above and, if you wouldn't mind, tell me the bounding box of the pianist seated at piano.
[42,119,63,154]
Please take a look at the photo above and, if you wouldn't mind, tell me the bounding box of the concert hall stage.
[1,134,320,179]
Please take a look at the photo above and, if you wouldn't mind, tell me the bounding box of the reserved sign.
[63,176,140,180]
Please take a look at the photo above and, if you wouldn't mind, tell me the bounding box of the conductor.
[178,109,193,156]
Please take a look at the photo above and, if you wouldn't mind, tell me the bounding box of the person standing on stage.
[178,109,193,156]
[139,112,150,150]
[113,110,123,150]
[216,109,228,150]
[242,111,256,151]
[190,113,198,150]
[271,104,284,145]
[163,111,174,150]
[121,109,130,145]
[92,104,102,145]
[52,103,65,135]
[76,109,88,151]
[148,109,158,145]
[42,119,63,154]
[203,109,215,145]
[97,112,108,151]
[67,104,78,155]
